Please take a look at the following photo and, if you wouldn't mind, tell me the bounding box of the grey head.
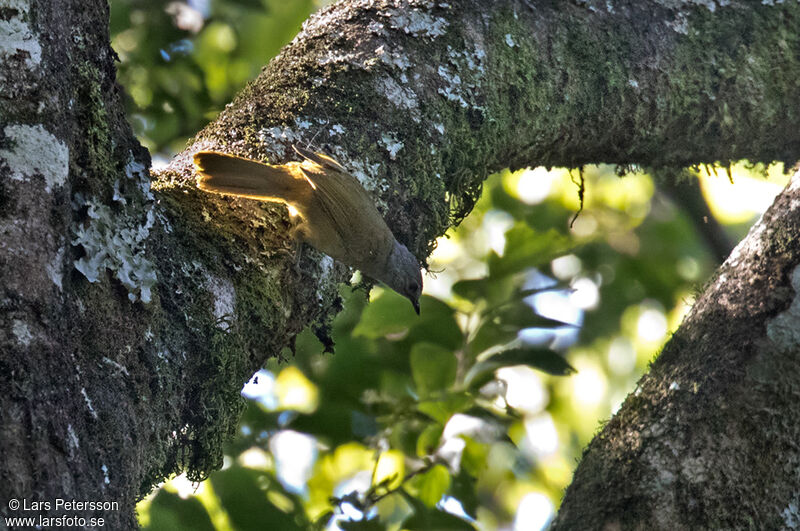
[382,240,423,314]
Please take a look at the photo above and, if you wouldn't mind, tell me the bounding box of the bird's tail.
[193,151,307,203]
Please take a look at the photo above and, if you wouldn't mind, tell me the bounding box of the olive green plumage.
[193,146,422,313]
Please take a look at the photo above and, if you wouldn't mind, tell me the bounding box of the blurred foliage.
[114,2,790,530]
[110,0,318,154]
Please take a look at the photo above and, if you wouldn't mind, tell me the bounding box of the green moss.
[73,61,117,192]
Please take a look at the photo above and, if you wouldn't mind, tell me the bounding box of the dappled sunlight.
[522,413,560,458]
[238,447,272,472]
[275,366,319,414]
[514,492,554,531]
[607,336,637,376]
[699,162,788,224]
[637,306,668,343]
[269,431,317,493]
[570,362,608,408]
[508,166,565,205]
[240,368,278,409]
[496,366,548,414]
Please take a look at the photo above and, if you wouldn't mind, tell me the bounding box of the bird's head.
[384,240,423,314]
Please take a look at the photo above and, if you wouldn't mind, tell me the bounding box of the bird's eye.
[408,281,419,294]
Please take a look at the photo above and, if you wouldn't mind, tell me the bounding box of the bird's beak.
[411,298,420,315]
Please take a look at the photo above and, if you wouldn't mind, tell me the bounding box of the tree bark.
[2,0,800,527]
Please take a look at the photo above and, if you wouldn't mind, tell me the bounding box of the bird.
[192,145,423,314]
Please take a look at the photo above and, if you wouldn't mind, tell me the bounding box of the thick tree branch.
[3,0,800,526]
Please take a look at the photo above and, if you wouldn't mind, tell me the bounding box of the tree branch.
[3,0,800,526]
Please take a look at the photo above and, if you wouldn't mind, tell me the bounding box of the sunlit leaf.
[410,464,451,508]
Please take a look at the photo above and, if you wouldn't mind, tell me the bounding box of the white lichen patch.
[102,356,130,376]
[383,7,448,38]
[101,464,110,485]
[258,117,318,159]
[782,500,800,529]
[45,245,65,290]
[67,424,80,451]
[331,146,385,195]
[112,179,127,205]
[81,387,98,419]
[329,124,346,136]
[72,201,158,303]
[368,20,386,35]
[206,274,236,331]
[1,124,68,192]
[12,319,32,346]
[316,255,336,301]
[437,65,468,107]
[436,41,487,112]
[434,122,445,135]
[377,76,420,121]
[380,132,404,160]
[376,44,411,70]
[318,255,335,281]
[505,33,516,47]
[317,49,361,68]
[766,264,800,350]
[680,456,708,483]
[0,0,42,68]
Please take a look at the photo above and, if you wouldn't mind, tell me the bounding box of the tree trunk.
[1,0,799,527]
[552,172,800,529]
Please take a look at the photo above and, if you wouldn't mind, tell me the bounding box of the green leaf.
[353,289,419,339]
[410,343,457,396]
[411,464,452,508]
[465,346,575,388]
[494,303,575,330]
[417,424,444,457]
[452,275,517,307]
[467,321,517,360]
[417,393,473,424]
[406,296,463,350]
[451,278,489,301]
[488,226,575,277]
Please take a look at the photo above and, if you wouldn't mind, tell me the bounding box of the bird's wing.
[301,166,394,267]
[292,145,347,173]
[193,151,311,204]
